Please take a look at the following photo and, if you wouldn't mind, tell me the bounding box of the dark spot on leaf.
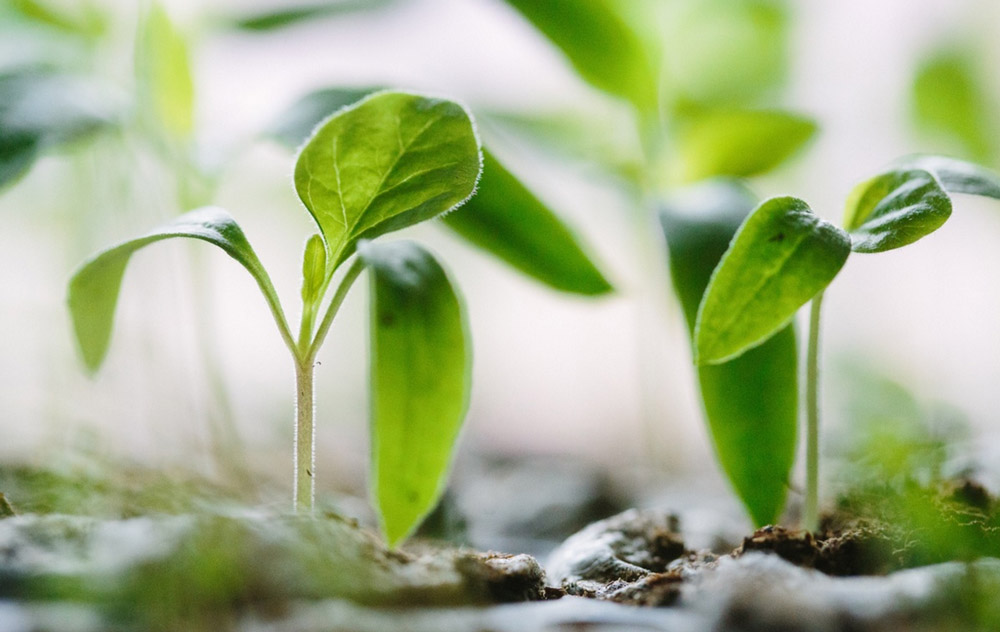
[380,311,396,327]
[769,232,786,242]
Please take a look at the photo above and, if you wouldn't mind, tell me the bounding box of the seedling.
[694,155,1000,532]
[67,91,482,546]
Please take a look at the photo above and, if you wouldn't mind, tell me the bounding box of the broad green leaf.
[228,0,396,31]
[294,91,482,272]
[912,49,996,163]
[662,0,788,107]
[136,3,194,138]
[661,181,796,526]
[443,151,612,295]
[696,196,850,365]
[360,240,470,547]
[0,69,116,189]
[843,168,952,253]
[267,86,381,148]
[895,155,1000,200]
[503,0,658,112]
[68,207,286,373]
[673,109,816,182]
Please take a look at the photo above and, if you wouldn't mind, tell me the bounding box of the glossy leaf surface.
[696,197,849,364]
[68,207,283,372]
[444,151,612,295]
[674,109,816,182]
[360,240,470,547]
[503,0,657,112]
[912,49,995,163]
[895,155,1000,201]
[661,181,797,526]
[294,91,481,271]
[136,3,194,138]
[0,69,116,189]
[843,168,952,253]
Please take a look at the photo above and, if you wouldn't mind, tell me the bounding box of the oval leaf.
[444,151,612,295]
[912,49,996,163]
[843,168,952,253]
[695,197,850,365]
[503,0,657,112]
[294,91,482,271]
[68,207,286,372]
[136,3,194,138]
[661,181,797,526]
[359,240,470,547]
[674,109,816,182]
[894,155,1000,201]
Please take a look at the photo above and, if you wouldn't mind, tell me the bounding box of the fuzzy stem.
[293,359,315,513]
[804,291,825,533]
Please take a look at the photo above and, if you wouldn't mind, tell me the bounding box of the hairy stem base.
[294,360,315,513]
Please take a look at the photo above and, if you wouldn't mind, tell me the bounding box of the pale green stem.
[290,257,366,513]
[293,359,315,513]
[804,291,825,533]
[305,258,366,363]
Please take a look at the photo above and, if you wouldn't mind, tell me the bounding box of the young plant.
[694,155,1000,532]
[67,91,482,546]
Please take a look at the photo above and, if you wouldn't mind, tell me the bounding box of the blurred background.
[3,0,1000,527]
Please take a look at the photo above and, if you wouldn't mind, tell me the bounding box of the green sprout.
[694,155,1000,532]
[67,91,483,547]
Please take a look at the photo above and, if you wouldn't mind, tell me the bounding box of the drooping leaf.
[843,168,952,253]
[673,108,816,182]
[503,0,658,112]
[267,86,381,148]
[229,0,396,31]
[294,91,482,273]
[68,207,287,373]
[696,196,850,365]
[0,68,117,189]
[912,49,996,163]
[136,3,194,138]
[661,0,788,107]
[895,155,1000,201]
[360,240,470,547]
[661,181,797,526]
[444,151,612,295]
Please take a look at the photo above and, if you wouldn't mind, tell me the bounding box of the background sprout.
[68,91,482,547]
[695,156,1000,532]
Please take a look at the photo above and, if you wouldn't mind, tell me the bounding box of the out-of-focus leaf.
[478,109,644,181]
[267,87,380,148]
[444,151,612,295]
[68,207,285,373]
[912,49,996,163]
[662,0,788,107]
[843,168,951,253]
[229,0,396,31]
[661,181,797,526]
[503,0,658,112]
[0,68,117,189]
[136,3,194,138]
[696,196,849,365]
[895,155,1000,201]
[8,0,107,38]
[360,240,470,548]
[673,108,816,182]
[293,91,481,272]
